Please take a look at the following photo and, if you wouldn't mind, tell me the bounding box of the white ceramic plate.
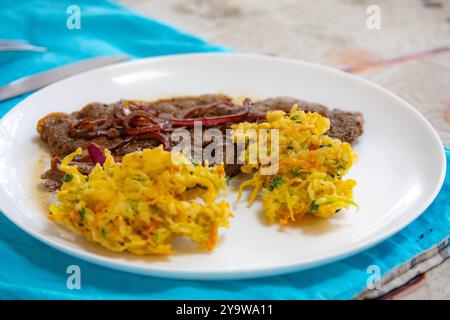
[0,53,446,280]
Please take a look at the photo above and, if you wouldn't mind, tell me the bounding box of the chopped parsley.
[79,207,85,221]
[225,175,231,185]
[151,206,159,213]
[290,115,301,122]
[129,202,138,214]
[290,168,301,177]
[334,164,345,177]
[100,228,107,237]
[320,144,332,148]
[187,183,208,191]
[62,173,73,182]
[309,201,319,212]
[269,176,284,191]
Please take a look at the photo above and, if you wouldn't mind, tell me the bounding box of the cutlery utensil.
[0,56,129,102]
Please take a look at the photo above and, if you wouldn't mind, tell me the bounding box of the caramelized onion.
[69,116,114,138]
[170,99,252,127]
[114,100,132,120]
[182,102,221,119]
[123,110,161,129]
[72,117,112,129]
[114,100,162,121]
[124,122,169,135]
[133,132,172,150]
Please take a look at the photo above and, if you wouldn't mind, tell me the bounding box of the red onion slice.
[114,100,132,120]
[123,110,163,129]
[124,122,169,135]
[170,112,248,127]
[133,132,172,150]
[69,116,114,138]
[87,143,106,166]
[170,109,248,127]
[182,102,221,119]
[171,98,252,127]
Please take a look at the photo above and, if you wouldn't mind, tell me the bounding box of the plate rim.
[0,52,446,280]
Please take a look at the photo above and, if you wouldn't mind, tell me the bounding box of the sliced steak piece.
[249,97,364,144]
[37,95,233,157]
[37,112,86,156]
[37,95,236,190]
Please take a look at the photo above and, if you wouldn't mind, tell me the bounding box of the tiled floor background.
[120,0,450,299]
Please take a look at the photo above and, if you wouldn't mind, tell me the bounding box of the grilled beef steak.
[37,95,364,191]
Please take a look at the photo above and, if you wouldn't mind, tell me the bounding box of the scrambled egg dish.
[49,147,232,255]
[232,106,358,225]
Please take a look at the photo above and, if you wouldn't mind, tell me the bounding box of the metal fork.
[0,39,47,52]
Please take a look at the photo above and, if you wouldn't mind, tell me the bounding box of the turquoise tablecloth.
[0,0,448,299]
